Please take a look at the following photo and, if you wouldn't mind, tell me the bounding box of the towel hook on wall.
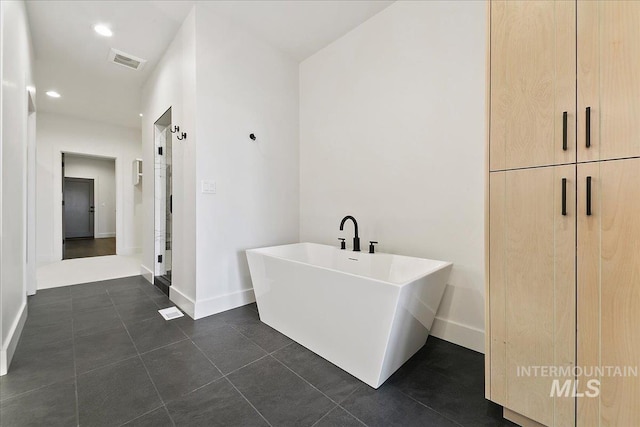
[170,125,180,133]
[176,131,187,141]
[249,133,256,141]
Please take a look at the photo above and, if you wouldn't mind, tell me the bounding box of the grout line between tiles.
[116,404,165,427]
[69,308,81,427]
[395,387,465,427]
[223,376,274,427]
[106,290,177,427]
[310,404,339,427]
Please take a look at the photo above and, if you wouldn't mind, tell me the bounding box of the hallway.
[0,277,509,427]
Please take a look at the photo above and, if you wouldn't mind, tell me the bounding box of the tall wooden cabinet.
[487,1,640,426]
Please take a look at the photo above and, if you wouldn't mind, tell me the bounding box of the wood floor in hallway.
[64,237,116,259]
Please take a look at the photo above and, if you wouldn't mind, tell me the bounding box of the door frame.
[63,177,95,240]
[56,151,119,260]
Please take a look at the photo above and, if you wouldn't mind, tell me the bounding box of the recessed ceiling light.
[94,24,113,37]
[46,91,61,98]
[139,113,143,117]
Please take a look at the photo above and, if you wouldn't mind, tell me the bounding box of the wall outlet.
[201,180,216,194]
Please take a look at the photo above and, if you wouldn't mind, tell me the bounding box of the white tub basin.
[246,242,452,388]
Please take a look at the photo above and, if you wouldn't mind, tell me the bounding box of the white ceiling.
[26,0,394,129]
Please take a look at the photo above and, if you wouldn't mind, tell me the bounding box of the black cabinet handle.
[562,178,567,216]
[586,107,591,148]
[562,111,568,151]
[586,176,592,216]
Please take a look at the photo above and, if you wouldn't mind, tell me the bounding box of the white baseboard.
[1,303,28,376]
[430,316,485,354]
[96,232,116,239]
[169,286,196,319]
[140,264,154,284]
[194,288,256,320]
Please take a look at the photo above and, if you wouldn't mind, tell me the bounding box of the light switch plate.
[201,180,216,194]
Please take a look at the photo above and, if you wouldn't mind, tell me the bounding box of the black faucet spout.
[339,215,360,252]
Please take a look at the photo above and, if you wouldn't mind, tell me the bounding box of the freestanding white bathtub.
[246,242,452,388]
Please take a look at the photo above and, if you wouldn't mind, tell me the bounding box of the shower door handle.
[89,206,95,213]
[170,195,172,214]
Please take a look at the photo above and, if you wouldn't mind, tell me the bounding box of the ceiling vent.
[107,48,147,71]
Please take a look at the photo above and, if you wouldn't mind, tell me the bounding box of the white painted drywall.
[142,5,299,318]
[299,1,486,352]
[192,4,300,318]
[1,0,35,375]
[64,155,117,239]
[141,7,197,315]
[36,113,142,268]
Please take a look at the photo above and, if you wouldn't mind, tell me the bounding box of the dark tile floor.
[0,276,514,427]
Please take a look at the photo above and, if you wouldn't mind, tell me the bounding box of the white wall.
[1,0,35,374]
[141,8,197,312]
[36,113,142,267]
[192,4,300,318]
[64,155,116,238]
[299,1,486,352]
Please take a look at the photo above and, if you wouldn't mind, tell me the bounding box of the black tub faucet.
[339,215,360,252]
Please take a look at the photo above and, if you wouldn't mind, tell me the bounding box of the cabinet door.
[578,1,640,162]
[490,1,575,171]
[489,165,575,426]
[577,158,640,426]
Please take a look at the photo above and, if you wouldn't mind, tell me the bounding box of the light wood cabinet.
[489,166,575,426]
[577,158,640,426]
[487,1,640,426]
[490,0,575,171]
[578,1,640,162]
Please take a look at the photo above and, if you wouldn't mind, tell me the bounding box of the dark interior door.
[64,177,94,239]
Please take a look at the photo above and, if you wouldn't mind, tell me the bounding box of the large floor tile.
[273,342,362,403]
[18,320,73,351]
[228,356,334,426]
[77,357,161,427]
[72,293,113,312]
[167,379,268,427]
[25,300,73,329]
[340,384,460,427]
[122,407,173,427]
[126,316,186,353]
[230,317,292,353]
[388,364,512,427]
[0,339,75,401]
[314,406,365,427]
[69,282,108,299]
[173,314,226,338]
[73,305,123,338]
[192,324,267,374]
[27,286,71,308]
[108,287,151,306]
[115,299,164,326]
[142,340,221,403]
[74,325,137,374]
[0,379,76,426]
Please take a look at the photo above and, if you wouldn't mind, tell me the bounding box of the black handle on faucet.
[338,238,346,250]
[369,241,378,254]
